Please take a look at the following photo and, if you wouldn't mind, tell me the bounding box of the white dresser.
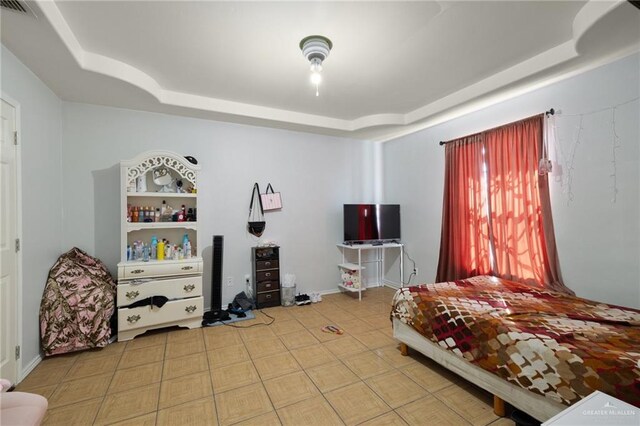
[116,151,203,341]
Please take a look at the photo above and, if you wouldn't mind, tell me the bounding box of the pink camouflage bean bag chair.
[39,248,116,356]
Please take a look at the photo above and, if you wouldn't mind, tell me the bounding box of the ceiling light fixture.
[299,35,332,97]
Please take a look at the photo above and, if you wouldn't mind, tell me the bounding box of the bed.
[391,275,640,421]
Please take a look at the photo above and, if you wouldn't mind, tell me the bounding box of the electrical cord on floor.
[219,309,275,328]
[403,248,417,286]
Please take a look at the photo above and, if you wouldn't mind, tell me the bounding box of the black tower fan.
[202,235,230,324]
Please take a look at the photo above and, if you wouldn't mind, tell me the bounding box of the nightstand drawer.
[256,270,279,282]
[117,276,202,307]
[256,291,280,307]
[256,280,279,293]
[256,260,279,270]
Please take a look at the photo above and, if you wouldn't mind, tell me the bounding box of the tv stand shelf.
[338,263,365,271]
[336,243,404,301]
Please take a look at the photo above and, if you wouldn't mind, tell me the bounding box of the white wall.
[61,103,372,309]
[1,46,63,370]
[383,53,640,309]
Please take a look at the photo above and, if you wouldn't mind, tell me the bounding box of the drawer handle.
[181,266,194,271]
[265,272,271,277]
[265,283,271,288]
[265,294,272,299]
[131,269,145,275]
[127,315,141,324]
[126,290,140,299]
[185,305,197,313]
[183,284,196,292]
[264,262,271,266]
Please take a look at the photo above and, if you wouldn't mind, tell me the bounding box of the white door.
[0,99,18,383]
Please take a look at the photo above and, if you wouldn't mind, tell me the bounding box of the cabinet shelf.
[338,263,365,271]
[127,192,197,198]
[127,222,197,231]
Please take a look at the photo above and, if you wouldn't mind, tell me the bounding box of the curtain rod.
[438,108,555,146]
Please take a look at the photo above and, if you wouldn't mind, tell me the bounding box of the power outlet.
[226,276,233,287]
[244,274,251,285]
[413,267,418,275]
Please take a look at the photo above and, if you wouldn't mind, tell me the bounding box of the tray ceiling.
[2,1,639,141]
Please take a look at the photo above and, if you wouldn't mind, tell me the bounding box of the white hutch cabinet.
[116,151,203,341]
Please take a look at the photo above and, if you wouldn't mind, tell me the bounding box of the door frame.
[1,93,24,381]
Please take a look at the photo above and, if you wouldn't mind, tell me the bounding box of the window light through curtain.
[436,114,573,295]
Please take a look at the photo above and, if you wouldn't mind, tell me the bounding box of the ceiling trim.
[37,0,630,136]
[373,44,640,144]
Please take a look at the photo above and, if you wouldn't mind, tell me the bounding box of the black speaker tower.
[202,235,230,324]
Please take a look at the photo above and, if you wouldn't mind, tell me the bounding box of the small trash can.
[282,285,296,307]
[282,273,296,307]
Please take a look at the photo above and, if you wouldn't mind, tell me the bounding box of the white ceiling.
[2,1,639,141]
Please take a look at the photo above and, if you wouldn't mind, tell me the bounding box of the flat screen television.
[343,204,401,243]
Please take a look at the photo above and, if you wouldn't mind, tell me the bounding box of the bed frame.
[393,318,566,422]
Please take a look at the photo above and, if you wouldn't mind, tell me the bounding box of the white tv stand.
[337,242,404,301]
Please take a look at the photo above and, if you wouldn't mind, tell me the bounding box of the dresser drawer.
[256,260,279,270]
[256,290,280,308]
[256,280,279,293]
[117,276,202,307]
[256,270,279,282]
[118,296,203,332]
[120,260,201,279]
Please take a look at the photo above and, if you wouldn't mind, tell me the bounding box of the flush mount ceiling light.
[299,35,332,97]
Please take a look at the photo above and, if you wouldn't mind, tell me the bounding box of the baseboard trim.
[383,279,401,289]
[19,354,42,382]
[318,288,341,296]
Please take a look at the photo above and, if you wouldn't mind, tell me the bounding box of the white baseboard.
[19,354,42,382]
[383,279,401,289]
[318,288,341,296]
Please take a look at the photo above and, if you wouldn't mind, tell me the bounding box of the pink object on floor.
[0,379,48,426]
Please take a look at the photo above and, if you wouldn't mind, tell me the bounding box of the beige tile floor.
[17,287,516,425]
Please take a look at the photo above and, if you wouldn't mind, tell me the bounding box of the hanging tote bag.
[261,183,283,211]
[248,183,266,236]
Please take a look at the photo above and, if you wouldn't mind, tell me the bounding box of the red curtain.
[436,135,493,282]
[436,115,571,294]
[484,115,569,294]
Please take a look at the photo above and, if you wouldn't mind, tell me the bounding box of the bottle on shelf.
[161,200,167,222]
[132,241,140,260]
[132,206,139,223]
[150,235,158,260]
[157,239,165,260]
[184,238,192,259]
[155,208,160,222]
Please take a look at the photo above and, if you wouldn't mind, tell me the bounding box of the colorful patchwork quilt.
[391,276,640,407]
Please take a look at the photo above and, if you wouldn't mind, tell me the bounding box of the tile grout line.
[244,312,281,425]
[201,331,220,426]
[92,344,127,425]
[152,339,168,426]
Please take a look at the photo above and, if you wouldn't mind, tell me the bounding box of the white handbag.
[261,183,282,211]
